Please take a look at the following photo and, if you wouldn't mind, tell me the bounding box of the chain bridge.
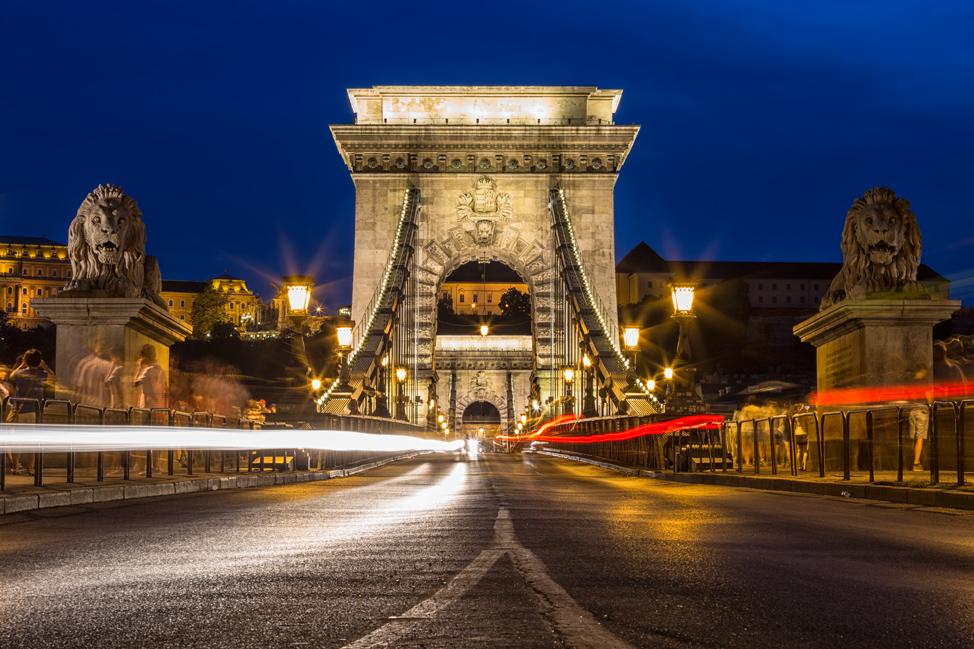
[320,86,658,439]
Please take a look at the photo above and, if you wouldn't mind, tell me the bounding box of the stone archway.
[457,388,508,435]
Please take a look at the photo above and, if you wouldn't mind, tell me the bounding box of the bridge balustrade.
[531,403,974,485]
[0,396,434,490]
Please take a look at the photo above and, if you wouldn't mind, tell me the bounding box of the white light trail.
[0,424,465,454]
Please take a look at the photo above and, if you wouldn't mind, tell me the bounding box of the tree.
[498,288,531,319]
[210,321,239,341]
[190,285,227,339]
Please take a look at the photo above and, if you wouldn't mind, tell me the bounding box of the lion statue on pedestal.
[821,187,924,309]
[60,184,167,308]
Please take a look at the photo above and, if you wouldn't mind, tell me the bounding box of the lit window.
[23,268,28,274]
[487,294,492,303]
[5,302,11,312]
[22,303,27,313]
[180,300,185,308]
[168,300,173,307]
[52,270,57,277]
[229,302,235,309]
[459,294,465,303]
[473,294,478,303]
[37,269,43,276]
[22,288,27,295]
[36,289,42,296]
[180,315,185,320]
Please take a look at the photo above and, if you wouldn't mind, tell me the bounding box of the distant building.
[2,232,263,333]
[160,273,263,332]
[0,235,72,329]
[440,261,527,316]
[616,241,950,308]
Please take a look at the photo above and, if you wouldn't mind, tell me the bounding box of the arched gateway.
[329,86,642,433]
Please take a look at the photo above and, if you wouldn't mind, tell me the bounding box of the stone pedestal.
[794,299,960,392]
[31,297,191,408]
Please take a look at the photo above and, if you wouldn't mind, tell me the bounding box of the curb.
[536,450,974,511]
[0,451,429,516]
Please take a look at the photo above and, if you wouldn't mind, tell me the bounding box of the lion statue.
[60,184,167,308]
[821,187,924,309]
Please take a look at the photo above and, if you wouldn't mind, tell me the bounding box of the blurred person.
[105,347,124,408]
[789,403,810,471]
[243,399,265,424]
[72,340,113,408]
[10,349,56,475]
[134,344,166,408]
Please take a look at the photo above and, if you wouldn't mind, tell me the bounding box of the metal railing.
[530,402,974,486]
[0,397,411,490]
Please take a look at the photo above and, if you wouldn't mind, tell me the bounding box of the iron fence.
[0,397,426,490]
[531,402,974,486]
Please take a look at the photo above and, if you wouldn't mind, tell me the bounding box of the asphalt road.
[1,453,973,648]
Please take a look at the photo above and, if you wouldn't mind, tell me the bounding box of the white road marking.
[342,507,634,649]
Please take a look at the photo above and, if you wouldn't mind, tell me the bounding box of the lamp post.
[581,352,598,418]
[667,279,703,414]
[395,366,408,421]
[372,354,391,418]
[621,323,640,414]
[333,322,357,414]
[282,275,314,332]
[562,365,575,416]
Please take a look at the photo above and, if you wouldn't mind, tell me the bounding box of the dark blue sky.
[3,1,973,307]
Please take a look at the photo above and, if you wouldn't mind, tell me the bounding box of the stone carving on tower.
[456,176,513,246]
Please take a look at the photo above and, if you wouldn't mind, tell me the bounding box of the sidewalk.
[0,453,426,516]
[537,450,974,511]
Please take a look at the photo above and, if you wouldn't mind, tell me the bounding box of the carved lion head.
[841,186,922,289]
[66,184,147,296]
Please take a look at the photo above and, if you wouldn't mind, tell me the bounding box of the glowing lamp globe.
[623,326,639,350]
[480,324,489,336]
[396,367,406,382]
[336,325,353,348]
[664,367,674,379]
[669,281,696,314]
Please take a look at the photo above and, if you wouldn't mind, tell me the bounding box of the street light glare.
[664,367,674,379]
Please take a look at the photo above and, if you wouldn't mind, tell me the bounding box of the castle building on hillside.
[2,234,261,333]
[0,236,72,329]
[616,241,950,309]
[160,273,263,332]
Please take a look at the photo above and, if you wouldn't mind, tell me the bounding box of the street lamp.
[581,351,598,417]
[480,324,489,336]
[668,279,696,364]
[282,275,314,331]
[395,366,407,420]
[667,279,703,414]
[562,365,575,416]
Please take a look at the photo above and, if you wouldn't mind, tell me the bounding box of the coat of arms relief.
[456,176,513,246]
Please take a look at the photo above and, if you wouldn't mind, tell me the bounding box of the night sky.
[3,1,972,308]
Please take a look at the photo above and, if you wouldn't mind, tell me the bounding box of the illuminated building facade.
[0,236,72,329]
[616,241,951,309]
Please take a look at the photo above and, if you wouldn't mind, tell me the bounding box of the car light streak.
[811,381,973,407]
[496,414,580,441]
[0,424,465,454]
[513,414,724,445]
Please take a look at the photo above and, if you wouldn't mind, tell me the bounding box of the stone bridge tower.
[330,86,639,424]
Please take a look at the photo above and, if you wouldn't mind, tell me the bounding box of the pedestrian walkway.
[536,449,974,511]
[0,453,427,516]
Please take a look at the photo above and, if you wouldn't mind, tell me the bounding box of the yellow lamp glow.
[438,414,445,423]
[670,282,696,314]
[311,379,321,390]
[647,379,655,390]
[664,367,674,379]
[520,414,527,424]
[480,324,489,336]
[396,367,406,382]
[287,285,310,312]
[563,367,575,383]
[623,326,639,350]
[337,325,353,348]
[583,354,591,368]
[532,399,539,411]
